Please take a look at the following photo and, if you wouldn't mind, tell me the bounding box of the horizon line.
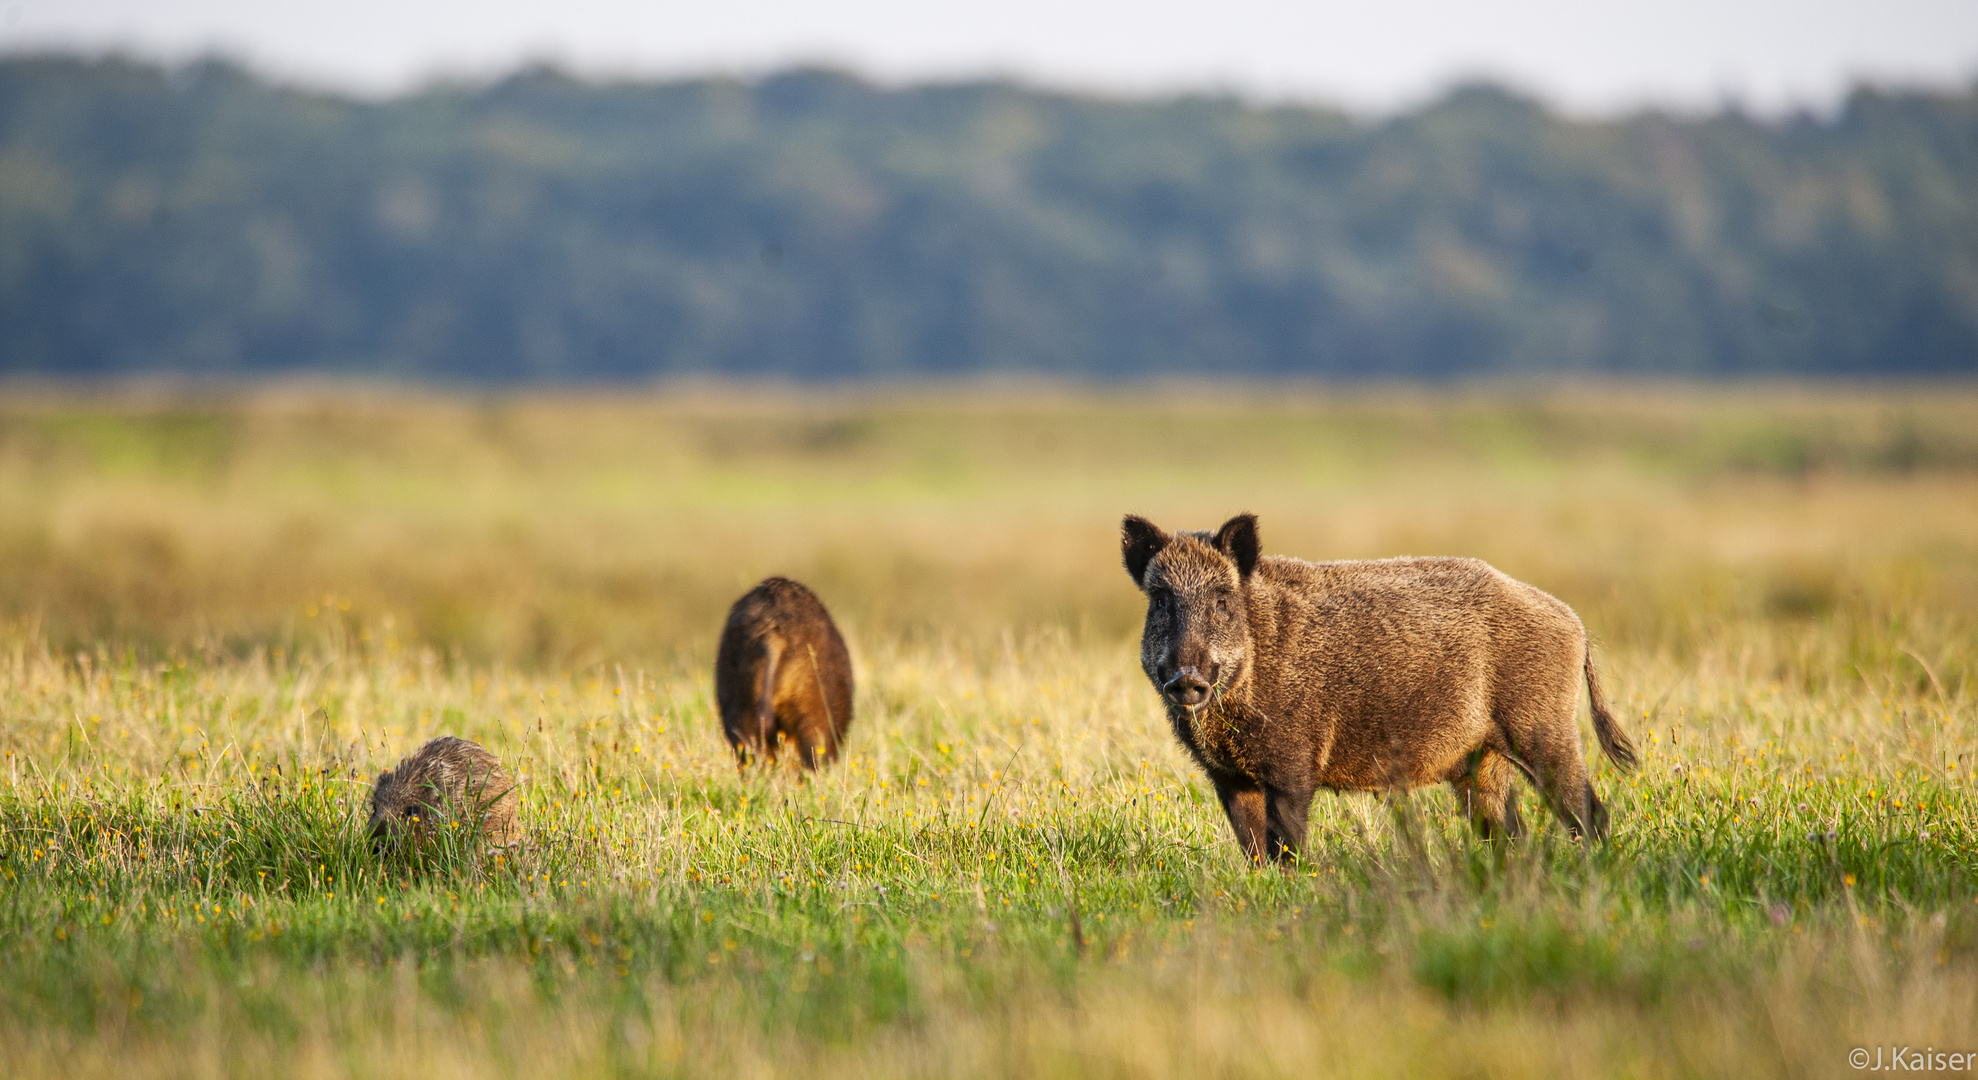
[8,42,1978,122]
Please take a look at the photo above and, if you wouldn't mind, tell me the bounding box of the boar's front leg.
[1213,775,1273,864]
[1213,776,1311,866]
[1264,785,1314,864]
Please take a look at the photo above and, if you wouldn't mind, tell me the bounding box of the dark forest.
[3,55,1974,379]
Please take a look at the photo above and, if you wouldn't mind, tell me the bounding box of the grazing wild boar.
[715,576,854,768]
[1122,512,1637,864]
[367,736,519,851]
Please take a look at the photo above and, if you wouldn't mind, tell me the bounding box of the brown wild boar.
[367,736,519,851]
[715,576,854,768]
[1122,512,1636,864]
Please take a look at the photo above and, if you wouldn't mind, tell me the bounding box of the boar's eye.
[1150,590,1171,612]
[1214,596,1228,614]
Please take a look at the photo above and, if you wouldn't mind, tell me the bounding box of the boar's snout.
[1162,665,1218,708]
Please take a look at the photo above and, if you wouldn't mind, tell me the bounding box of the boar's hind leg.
[1500,738,1604,841]
[793,716,835,771]
[1496,674,1610,841]
[1543,781,1608,841]
[1450,750,1523,841]
[1213,777,1274,865]
[1538,750,1607,841]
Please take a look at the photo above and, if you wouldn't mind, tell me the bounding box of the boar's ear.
[1121,515,1170,587]
[1213,513,1261,580]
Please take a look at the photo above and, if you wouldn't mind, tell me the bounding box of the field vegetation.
[1,385,1975,1077]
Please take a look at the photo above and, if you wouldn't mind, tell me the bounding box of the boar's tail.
[1584,649,1639,772]
[756,636,784,748]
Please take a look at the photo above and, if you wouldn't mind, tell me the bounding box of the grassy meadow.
[1,385,1975,1078]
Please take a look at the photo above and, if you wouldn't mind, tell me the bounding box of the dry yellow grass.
[0,385,1973,1078]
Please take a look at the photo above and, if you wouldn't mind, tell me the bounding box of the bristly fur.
[367,736,519,850]
[1123,512,1637,865]
[714,576,855,769]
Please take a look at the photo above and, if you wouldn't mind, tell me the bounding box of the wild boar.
[367,736,519,852]
[1122,512,1636,864]
[714,576,854,768]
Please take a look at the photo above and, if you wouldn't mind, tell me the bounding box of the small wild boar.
[1123,512,1637,864]
[715,576,854,768]
[367,736,519,851]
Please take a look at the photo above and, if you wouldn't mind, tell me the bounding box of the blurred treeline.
[1,54,1975,380]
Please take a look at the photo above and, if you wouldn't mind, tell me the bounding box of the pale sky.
[3,0,1975,114]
